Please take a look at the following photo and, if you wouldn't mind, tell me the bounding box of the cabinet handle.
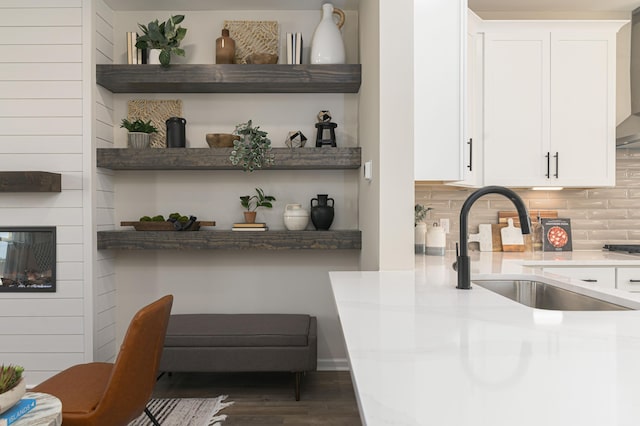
[545,152,550,178]
[467,138,473,171]
[629,279,640,283]
[554,152,559,178]
[582,279,598,283]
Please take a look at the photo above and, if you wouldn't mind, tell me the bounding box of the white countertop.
[330,251,640,426]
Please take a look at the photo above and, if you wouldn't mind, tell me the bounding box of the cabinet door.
[549,32,616,187]
[543,266,615,288]
[452,11,483,187]
[414,0,466,181]
[616,267,640,292]
[483,32,550,187]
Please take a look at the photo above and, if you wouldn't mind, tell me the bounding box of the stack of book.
[285,32,303,64]
[0,398,36,426]
[126,32,146,64]
[232,223,268,231]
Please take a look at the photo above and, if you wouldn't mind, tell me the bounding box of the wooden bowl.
[206,133,240,148]
[246,53,278,64]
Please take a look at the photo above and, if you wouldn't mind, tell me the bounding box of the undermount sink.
[472,280,631,311]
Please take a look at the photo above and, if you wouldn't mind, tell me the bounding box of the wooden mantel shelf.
[97,230,362,250]
[0,172,61,192]
[96,64,362,93]
[97,147,361,170]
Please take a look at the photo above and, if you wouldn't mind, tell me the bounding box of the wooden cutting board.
[491,224,505,252]
[498,210,558,226]
[500,218,525,252]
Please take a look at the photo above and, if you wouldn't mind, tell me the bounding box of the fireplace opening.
[0,227,56,292]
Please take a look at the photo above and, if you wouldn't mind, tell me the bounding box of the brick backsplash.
[415,149,640,251]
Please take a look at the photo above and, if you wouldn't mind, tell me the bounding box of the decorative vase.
[127,132,150,149]
[148,49,162,65]
[310,3,346,64]
[216,29,235,64]
[284,203,310,231]
[310,194,334,230]
[166,117,186,148]
[244,211,257,223]
[415,223,426,255]
[0,377,26,415]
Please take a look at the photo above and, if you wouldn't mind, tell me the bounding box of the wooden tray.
[120,221,216,231]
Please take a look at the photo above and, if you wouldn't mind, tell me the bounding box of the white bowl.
[0,377,26,415]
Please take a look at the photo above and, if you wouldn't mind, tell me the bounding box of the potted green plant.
[414,204,431,254]
[230,120,275,172]
[240,188,276,223]
[0,365,25,415]
[135,15,187,67]
[120,118,158,149]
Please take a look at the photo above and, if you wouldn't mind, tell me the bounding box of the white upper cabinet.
[414,0,467,181]
[482,21,625,188]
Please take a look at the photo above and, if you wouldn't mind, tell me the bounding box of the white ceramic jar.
[284,204,310,231]
[426,223,446,256]
[310,3,346,64]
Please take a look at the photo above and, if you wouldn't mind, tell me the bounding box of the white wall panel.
[0,63,81,80]
[57,244,84,262]
[2,335,83,353]
[96,207,114,226]
[0,281,83,299]
[0,317,83,334]
[0,45,81,63]
[3,154,82,171]
[97,290,115,313]
[57,261,83,280]
[96,189,114,209]
[56,226,83,244]
[0,1,80,7]
[0,299,83,317]
[0,353,84,372]
[0,100,82,117]
[0,136,82,153]
[0,191,82,208]
[62,172,83,191]
[0,27,81,45]
[96,323,115,348]
[2,8,81,27]
[0,208,83,226]
[0,118,82,136]
[96,32,114,62]
[96,103,114,128]
[96,306,115,330]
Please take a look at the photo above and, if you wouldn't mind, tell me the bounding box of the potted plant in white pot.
[230,120,275,172]
[0,365,25,415]
[135,15,187,67]
[120,118,158,149]
[240,188,276,223]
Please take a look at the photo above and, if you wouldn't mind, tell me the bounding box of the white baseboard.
[317,358,350,371]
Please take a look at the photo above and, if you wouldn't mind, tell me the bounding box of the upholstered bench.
[159,313,317,400]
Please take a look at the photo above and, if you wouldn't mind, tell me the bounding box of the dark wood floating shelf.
[96,64,361,93]
[97,147,361,170]
[0,171,61,192]
[97,230,362,250]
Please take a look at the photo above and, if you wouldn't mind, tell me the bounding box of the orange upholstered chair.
[33,295,173,426]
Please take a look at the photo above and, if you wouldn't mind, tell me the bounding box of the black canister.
[166,117,186,148]
[310,194,334,230]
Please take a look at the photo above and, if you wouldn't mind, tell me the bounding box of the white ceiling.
[469,0,640,13]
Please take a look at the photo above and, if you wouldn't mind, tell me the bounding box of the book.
[286,32,293,64]
[232,227,268,231]
[0,398,36,426]
[232,222,267,228]
[541,218,573,252]
[295,32,303,64]
[126,32,134,64]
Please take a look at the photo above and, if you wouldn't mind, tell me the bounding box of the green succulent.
[0,365,24,394]
[415,204,432,226]
[230,120,275,172]
[120,118,158,134]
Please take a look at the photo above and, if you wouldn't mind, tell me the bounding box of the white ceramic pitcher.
[284,203,310,231]
[310,3,346,64]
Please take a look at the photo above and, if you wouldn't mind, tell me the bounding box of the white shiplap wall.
[93,0,117,364]
[0,0,93,385]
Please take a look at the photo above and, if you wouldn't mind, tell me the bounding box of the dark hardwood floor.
[152,371,362,425]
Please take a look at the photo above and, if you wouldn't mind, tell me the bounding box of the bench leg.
[295,371,301,401]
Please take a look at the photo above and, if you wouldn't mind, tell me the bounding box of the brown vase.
[216,29,235,64]
[244,211,257,223]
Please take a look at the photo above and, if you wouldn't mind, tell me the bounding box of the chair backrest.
[92,295,173,425]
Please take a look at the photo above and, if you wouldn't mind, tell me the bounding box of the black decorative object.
[0,227,56,292]
[166,116,186,147]
[310,194,334,230]
[315,109,337,147]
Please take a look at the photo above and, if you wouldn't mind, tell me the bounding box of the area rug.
[128,395,233,426]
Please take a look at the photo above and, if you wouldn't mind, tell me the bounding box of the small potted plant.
[0,365,25,415]
[230,120,275,172]
[120,118,158,149]
[135,15,187,67]
[240,188,276,223]
[414,204,432,254]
